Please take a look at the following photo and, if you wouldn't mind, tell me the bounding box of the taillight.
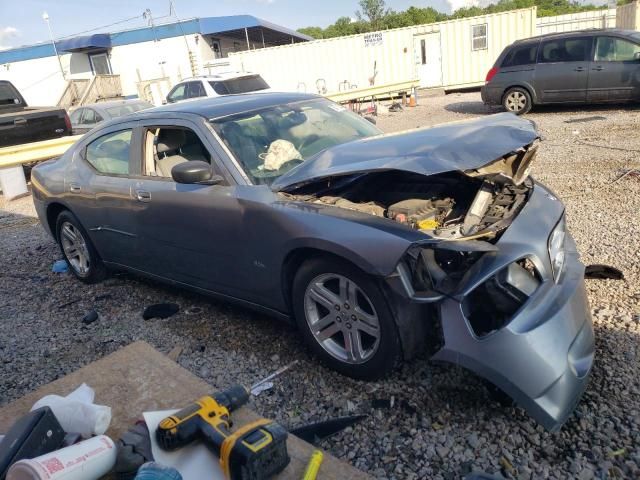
[64,112,72,133]
[485,67,499,84]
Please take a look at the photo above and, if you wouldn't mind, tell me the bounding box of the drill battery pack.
[221,420,290,480]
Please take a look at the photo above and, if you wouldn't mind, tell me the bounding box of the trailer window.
[472,24,488,51]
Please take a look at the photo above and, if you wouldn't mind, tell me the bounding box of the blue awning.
[57,34,111,53]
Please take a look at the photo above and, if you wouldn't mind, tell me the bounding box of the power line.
[56,14,144,40]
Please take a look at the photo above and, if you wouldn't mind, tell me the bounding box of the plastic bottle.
[7,435,116,480]
[134,463,183,480]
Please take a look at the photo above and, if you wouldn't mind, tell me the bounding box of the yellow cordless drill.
[156,385,290,480]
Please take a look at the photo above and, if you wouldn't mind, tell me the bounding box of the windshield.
[209,75,269,95]
[210,98,381,185]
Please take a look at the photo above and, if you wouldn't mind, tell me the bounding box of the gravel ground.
[1,92,639,479]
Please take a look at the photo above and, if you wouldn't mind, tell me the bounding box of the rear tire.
[292,257,401,380]
[55,210,108,284]
[503,87,532,115]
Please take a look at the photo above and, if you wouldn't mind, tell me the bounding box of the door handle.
[574,67,585,72]
[13,117,27,126]
[69,183,81,193]
[135,190,151,202]
[592,66,604,71]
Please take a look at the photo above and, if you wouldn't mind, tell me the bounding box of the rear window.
[502,44,538,67]
[539,37,591,63]
[0,82,22,106]
[209,75,269,95]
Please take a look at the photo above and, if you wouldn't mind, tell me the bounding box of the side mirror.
[171,161,223,185]
[634,52,640,61]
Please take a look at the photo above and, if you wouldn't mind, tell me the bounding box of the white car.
[165,73,270,104]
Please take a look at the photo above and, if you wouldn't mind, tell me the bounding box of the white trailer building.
[0,15,311,107]
[227,8,537,95]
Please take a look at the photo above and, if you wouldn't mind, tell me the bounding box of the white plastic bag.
[31,383,111,438]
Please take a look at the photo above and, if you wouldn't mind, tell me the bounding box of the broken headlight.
[548,215,566,283]
[463,259,541,337]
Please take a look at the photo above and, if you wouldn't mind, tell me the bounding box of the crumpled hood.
[272,112,538,192]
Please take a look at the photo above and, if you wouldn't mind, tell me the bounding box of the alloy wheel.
[60,221,91,275]
[505,91,527,112]
[303,273,381,364]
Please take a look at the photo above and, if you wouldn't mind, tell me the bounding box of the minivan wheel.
[503,87,532,115]
[56,210,108,284]
[292,257,401,380]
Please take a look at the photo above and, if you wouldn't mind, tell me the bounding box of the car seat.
[156,129,188,177]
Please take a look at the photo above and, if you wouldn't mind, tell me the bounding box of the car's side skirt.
[103,261,293,323]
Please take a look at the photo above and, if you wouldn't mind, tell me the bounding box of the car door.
[588,35,640,102]
[127,117,249,296]
[64,121,142,266]
[534,36,592,103]
[74,108,104,134]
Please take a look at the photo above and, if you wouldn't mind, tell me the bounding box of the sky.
[0,0,464,50]
[0,0,605,50]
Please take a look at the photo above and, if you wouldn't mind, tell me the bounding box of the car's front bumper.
[432,239,593,431]
[387,182,594,430]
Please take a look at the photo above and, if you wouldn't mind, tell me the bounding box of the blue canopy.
[57,34,111,53]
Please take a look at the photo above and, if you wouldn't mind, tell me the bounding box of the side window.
[85,130,132,175]
[472,24,488,51]
[143,127,213,178]
[81,109,97,125]
[167,84,186,103]
[539,37,590,63]
[502,44,538,67]
[70,109,83,124]
[595,37,640,62]
[209,81,229,95]
[188,81,206,98]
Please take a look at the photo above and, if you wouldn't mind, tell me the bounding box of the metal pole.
[43,12,66,80]
[261,28,265,48]
[245,27,250,50]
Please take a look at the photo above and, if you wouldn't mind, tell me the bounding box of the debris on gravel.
[1,92,639,479]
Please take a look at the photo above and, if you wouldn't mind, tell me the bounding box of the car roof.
[178,72,263,82]
[74,99,151,111]
[140,92,321,120]
[512,28,640,45]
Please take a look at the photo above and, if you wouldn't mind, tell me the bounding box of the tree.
[298,26,324,39]
[296,0,604,40]
[356,0,388,30]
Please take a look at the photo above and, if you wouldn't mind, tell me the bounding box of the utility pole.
[42,12,66,80]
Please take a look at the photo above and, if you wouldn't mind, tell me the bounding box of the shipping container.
[228,8,537,93]
[536,9,616,35]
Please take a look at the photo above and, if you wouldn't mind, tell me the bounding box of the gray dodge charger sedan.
[31,92,594,430]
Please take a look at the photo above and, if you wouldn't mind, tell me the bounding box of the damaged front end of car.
[276,113,594,430]
[387,184,594,431]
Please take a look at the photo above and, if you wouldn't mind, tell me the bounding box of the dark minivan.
[481,29,640,114]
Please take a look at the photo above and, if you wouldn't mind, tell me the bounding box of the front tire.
[292,257,401,380]
[55,210,108,284]
[503,87,532,115]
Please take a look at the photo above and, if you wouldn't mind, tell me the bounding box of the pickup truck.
[0,80,71,148]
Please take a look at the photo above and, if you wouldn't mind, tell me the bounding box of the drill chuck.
[213,385,249,412]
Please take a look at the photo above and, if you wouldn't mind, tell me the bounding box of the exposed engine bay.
[284,169,532,242]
